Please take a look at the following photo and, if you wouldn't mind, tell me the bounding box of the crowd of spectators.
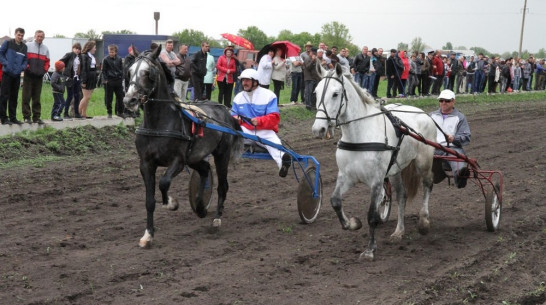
[1,28,545,126]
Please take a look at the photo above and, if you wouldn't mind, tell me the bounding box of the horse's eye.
[333,92,339,98]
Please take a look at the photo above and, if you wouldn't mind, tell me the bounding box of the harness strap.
[337,141,397,151]
[135,127,191,141]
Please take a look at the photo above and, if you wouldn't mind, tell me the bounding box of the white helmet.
[238,68,258,80]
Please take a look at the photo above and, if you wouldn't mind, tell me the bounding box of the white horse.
[311,65,437,261]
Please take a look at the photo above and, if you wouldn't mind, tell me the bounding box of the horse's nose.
[311,123,326,138]
[123,96,137,109]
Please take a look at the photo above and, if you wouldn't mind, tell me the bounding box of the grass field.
[7,78,545,121]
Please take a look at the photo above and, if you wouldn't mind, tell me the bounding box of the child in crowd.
[50,61,67,121]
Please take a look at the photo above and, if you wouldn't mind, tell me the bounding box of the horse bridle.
[128,55,161,105]
[316,73,348,127]
[317,72,386,127]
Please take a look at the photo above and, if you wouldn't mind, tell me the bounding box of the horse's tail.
[229,117,244,163]
[401,160,421,201]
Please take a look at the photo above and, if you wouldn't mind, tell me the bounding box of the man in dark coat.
[191,41,209,101]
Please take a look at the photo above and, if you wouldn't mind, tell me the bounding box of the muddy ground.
[1,99,546,305]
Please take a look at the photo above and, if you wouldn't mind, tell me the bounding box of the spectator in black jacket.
[386,49,404,98]
[352,46,370,88]
[372,48,385,98]
[102,44,126,118]
[191,41,209,101]
[59,42,82,119]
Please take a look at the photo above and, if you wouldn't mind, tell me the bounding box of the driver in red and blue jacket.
[231,68,291,177]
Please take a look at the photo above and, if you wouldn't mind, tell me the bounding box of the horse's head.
[312,64,346,139]
[123,45,165,112]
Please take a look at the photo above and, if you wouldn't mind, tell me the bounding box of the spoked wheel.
[379,179,392,224]
[188,169,214,214]
[297,166,323,224]
[485,183,502,232]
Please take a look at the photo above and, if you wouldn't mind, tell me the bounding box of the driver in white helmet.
[231,68,292,177]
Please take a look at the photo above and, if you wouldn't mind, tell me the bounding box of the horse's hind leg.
[190,159,211,219]
[139,161,158,248]
[389,174,406,243]
[211,152,231,228]
[418,166,434,235]
[159,161,184,211]
[331,172,362,230]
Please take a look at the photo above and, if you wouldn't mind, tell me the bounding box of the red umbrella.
[220,33,254,50]
[271,41,301,58]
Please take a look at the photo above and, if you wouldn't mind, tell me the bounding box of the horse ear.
[132,44,140,57]
[335,63,343,77]
[151,44,162,59]
[315,60,328,79]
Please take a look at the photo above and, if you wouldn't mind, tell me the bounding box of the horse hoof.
[139,239,152,248]
[138,230,153,248]
[212,218,221,227]
[389,233,403,244]
[359,250,375,261]
[166,196,179,211]
[349,217,363,230]
[418,218,430,235]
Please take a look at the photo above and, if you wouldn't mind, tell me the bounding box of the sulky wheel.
[297,166,323,224]
[485,183,502,232]
[379,179,392,224]
[188,169,214,214]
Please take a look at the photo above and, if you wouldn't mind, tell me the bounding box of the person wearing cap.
[50,61,67,121]
[303,47,321,110]
[299,41,313,104]
[429,89,471,188]
[231,69,292,177]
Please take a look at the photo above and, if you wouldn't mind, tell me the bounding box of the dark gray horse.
[123,46,243,248]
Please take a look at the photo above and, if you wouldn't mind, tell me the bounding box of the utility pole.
[518,0,528,57]
[154,12,160,35]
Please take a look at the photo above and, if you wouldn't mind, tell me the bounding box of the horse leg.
[331,173,362,230]
[139,162,158,248]
[389,174,407,243]
[418,171,434,235]
[158,161,184,211]
[211,152,231,229]
[190,159,211,219]
[360,182,385,261]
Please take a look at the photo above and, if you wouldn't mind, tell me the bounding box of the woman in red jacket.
[216,48,237,108]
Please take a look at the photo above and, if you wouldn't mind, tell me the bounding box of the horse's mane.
[343,73,378,107]
[136,50,175,85]
[325,70,378,108]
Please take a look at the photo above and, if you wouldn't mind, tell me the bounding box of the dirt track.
[1,99,546,305]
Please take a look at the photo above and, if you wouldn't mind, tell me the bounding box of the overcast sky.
[3,0,544,54]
